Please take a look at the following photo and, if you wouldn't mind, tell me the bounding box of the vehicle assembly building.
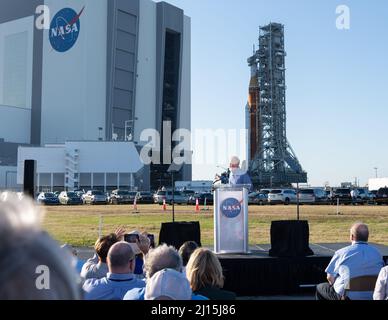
[0,0,191,191]
[246,23,307,188]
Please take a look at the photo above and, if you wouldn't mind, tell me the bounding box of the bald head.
[350,223,369,242]
[107,242,135,274]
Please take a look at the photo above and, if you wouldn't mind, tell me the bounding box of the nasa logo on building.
[49,7,85,53]
[220,198,242,219]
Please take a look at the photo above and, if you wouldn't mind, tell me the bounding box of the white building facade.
[17,141,146,192]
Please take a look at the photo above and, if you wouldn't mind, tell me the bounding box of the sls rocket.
[246,54,260,163]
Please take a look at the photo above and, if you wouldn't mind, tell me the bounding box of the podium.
[214,185,250,254]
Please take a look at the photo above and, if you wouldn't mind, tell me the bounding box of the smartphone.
[147,234,155,248]
[124,234,140,243]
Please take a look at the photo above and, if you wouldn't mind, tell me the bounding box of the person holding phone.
[124,231,152,279]
[81,227,126,280]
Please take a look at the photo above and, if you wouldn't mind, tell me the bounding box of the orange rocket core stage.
[248,74,260,161]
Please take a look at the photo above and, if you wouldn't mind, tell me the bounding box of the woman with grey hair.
[143,244,183,279]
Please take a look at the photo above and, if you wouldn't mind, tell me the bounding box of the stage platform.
[217,243,388,296]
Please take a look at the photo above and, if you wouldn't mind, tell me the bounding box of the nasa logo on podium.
[220,198,242,219]
[49,7,85,53]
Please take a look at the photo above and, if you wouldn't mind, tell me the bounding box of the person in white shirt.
[373,266,388,300]
[228,156,252,190]
[316,222,384,300]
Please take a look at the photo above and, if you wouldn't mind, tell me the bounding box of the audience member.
[374,265,388,300]
[316,222,384,300]
[80,227,125,279]
[179,241,199,275]
[127,231,151,279]
[83,241,145,300]
[123,244,182,300]
[0,194,81,299]
[145,269,192,300]
[186,248,236,300]
[124,244,207,300]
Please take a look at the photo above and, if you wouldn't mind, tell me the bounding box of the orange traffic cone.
[133,197,138,211]
[195,198,200,212]
[162,199,167,211]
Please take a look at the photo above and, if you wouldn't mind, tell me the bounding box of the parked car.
[187,193,214,206]
[354,189,366,200]
[58,191,83,205]
[353,188,372,203]
[331,188,352,204]
[109,190,136,204]
[37,192,60,205]
[260,189,272,195]
[83,190,108,205]
[136,191,154,204]
[375,187,388,205]
[268,189,297,205]
[368,191,377,201]
[181,190,196,199]
[297,189,316,204]
[297,188,328,204]
[74,189,84,196]
[248,192,268,205]
[154,190,188,205]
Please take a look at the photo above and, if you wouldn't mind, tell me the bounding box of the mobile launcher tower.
[246,23,307,188]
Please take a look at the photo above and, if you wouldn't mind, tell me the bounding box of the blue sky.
[165,0,388,186]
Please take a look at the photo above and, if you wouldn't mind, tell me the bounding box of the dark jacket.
[195,286,236,300]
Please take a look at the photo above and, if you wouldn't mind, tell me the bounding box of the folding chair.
[342,275,378,300]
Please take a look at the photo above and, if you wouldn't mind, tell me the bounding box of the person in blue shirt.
[316,222,384,300]
[83,242,145,300]
[228,156,252,190]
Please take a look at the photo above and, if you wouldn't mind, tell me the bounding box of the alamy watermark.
[35,265,50,290]
[138,122,247,167]
[35,5,50,30]
[336,5,350,30]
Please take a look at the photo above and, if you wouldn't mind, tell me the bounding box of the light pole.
[374,167,378,179]
[168,162,183,224]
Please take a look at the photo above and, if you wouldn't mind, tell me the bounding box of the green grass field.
[42,204,388,247]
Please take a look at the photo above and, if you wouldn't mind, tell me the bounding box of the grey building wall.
[0,0,43,146]
[106,0,140,141]
[155,1,184,134]
[150,1,187,190]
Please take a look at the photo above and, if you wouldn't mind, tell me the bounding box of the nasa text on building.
[0,0,191,191]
